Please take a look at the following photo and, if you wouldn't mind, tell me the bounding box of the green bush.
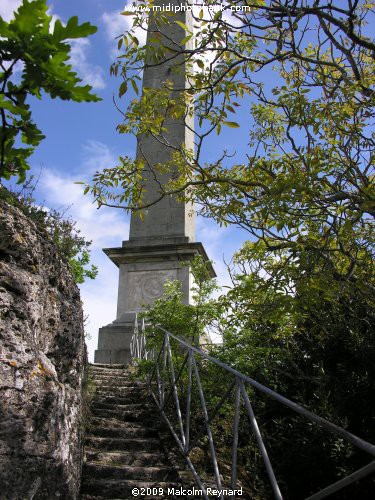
[0,181,97,284]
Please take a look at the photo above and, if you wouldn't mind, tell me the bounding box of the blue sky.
[2,0,250,360]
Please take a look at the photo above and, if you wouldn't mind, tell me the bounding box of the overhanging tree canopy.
[86,0,374,296]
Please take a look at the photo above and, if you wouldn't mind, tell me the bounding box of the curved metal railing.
[130,319,375,499]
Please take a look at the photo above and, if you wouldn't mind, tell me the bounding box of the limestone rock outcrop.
[0,199,86,499]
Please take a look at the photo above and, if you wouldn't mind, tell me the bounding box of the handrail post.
[184,349,192,454]
[240,381,283,500]
[231,378,241,497]
[192,355,224,499]
[165,334,186,447]
[161,332,168,407]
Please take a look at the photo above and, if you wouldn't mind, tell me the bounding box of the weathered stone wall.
[0,199,86,499]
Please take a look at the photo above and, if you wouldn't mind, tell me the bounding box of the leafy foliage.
[212,244,375,497]
[142,250,375,497]
[0,0,100,181]
[45,210,98,284]
[143,255,219,348]
[85,1,374,308]
[0,181,98,284]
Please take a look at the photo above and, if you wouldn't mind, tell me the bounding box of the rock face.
[0,199,86,499]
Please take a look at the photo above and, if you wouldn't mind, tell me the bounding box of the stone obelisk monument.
[94,0,215,364]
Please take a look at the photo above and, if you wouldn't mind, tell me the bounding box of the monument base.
[94,321,133,365]
[95,240,215,365]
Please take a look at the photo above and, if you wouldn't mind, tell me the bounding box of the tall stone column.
[94,0,215,365]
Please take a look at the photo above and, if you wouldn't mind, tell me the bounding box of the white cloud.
[69,38,106,90]
[40,169,130,249]
[81,139,118,174]
[39,141,128,248]
[197,216,236,291]
[102,8,148,55]
[47,6,106,90]
[0,0,21,22]
[102,9,131,41]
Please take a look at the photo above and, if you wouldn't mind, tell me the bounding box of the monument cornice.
[103,241,216,278]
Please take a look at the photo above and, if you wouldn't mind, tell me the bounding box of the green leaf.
[175,20,188,31]
[129,34,139,46]
[131,79,139,95]
[223,121,240,128]
[180,34,193,46]
[119,81,128,97]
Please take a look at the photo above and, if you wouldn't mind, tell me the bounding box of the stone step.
[91,407,152,421]
[89,371,134,378]
[90,369,128,374]
[90,364,127,369]
[92,391,145,400]
[90,375,130,382]
[83,463,178,482]
[91,402,150,411]
[91,395,143,406]
[80,479,181,498]
[92,380,141,387]
[89,374,131,381]
[93,383,144,390]
[89,377,131,382]
[93,389,144,397]
[88,417,153,431]
[84,450,168,467]
[85,436,160,452]
[90,375,135,382]
[89,425,158,439]
[81,365,190,499]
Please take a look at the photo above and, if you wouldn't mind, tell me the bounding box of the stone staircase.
[80,364,190,499]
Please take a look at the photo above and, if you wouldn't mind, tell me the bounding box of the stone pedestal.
[94,323,134,365]
[94,238,215,364]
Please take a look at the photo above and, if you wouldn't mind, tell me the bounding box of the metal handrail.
[130,314,154,362]
[130,321,375,499]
